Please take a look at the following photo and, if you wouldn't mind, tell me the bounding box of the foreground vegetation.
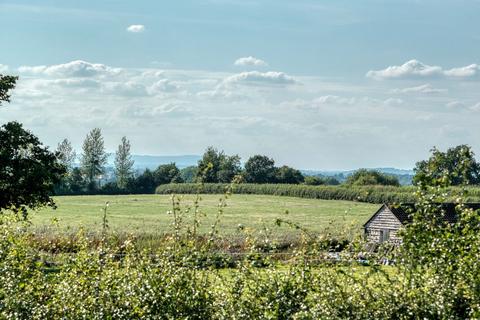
[2,181,480,319]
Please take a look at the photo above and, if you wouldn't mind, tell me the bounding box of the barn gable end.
[364,204,404,244]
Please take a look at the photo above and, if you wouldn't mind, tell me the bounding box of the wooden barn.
[363,203,480,244]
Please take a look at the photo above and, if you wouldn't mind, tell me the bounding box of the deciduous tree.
[114,136,134,189]
[345,169,399,186]
[154,163,183,185]
[244,155,276,183]
[196,147,241,183]
[275,165,304,184]
[413,145,480,186]
[0,74,18,106]
[81,128,107,190]
[56,138,76,171]
[0,122,65,216]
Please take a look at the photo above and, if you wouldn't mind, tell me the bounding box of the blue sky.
[1,0,480,170]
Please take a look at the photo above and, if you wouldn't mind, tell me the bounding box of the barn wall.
[365,228,402,244]
[365,206,403,243]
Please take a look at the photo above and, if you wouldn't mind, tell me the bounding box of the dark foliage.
[304,175,340,186]
[275,165,305,184]
[0,122,65,215]
[414,145,480,186]
[0,74,18,105]
[180,166,198,183]
[244,155,277,183]
[154,163,183,185]
[345,169,400,186]
[196,146,241,183]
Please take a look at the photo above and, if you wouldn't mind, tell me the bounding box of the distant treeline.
[53,127,480,196]
[155,183,480,204]
[56,138,405,195]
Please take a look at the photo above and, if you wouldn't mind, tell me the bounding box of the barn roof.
[364,203,480,227]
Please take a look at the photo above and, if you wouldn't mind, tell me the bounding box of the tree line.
[51,130,480,196]
[55,133,340,195]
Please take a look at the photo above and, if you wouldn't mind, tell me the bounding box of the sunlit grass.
[30,194,378,237]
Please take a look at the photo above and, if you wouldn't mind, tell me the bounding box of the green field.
[30,194,378,237]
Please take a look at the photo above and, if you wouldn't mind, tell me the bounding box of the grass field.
[30,194,378,237]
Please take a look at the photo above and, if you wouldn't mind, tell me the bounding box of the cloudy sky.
[1,0,480,170]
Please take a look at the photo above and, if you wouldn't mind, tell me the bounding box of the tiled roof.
[386,203,480,224]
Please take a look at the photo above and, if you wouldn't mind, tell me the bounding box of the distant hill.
[106,154,201,169]
[302,167,414,176]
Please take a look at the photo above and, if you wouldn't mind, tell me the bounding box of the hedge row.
[155,183,480,204]
[155,183,412,204]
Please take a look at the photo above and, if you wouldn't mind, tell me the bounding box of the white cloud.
[446,101,480,112]
[446,101,466,109]
[196,87,250,102]
[0,64,8,73]
[223,71,296,85]
[391,83,447,94]
[383,98,404,107]
[14,88,51,99]
[471,102,480,112]
[313,95,355,105]
[18,60,121,78]
[127,24,145,33]
[366,60,443,80]
[102,81,147,96]
[118,103,189,120]
[18,65,47,74]
[51,78,101,88]
[290,95,405,111]
[444,64,480,78]
[234,56,268,67]
[147,79,178,94]
[367,60,480,80]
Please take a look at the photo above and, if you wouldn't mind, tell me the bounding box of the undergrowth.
[1,178,479,319]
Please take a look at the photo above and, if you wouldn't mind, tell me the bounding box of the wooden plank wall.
[365,206,403,243]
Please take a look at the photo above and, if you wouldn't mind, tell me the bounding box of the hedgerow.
[156,183,480,204]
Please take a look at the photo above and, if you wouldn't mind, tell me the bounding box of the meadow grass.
[30,194,378,237]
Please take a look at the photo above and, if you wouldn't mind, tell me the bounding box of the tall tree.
[275,165,305,184]
[114,136,134,189]
[413,145,480,186]
[217,154,241,183]
[69,167,86,194]
[56,138,76,171]
[180,166,198,183]
[0,74,18,106]
[81,128,107,189]
[0,122,65,216]
[154,163,183,185]
[128,169,156,194]
[196,147,241,183]
[54,139,77,194]
[244,155,276,183]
